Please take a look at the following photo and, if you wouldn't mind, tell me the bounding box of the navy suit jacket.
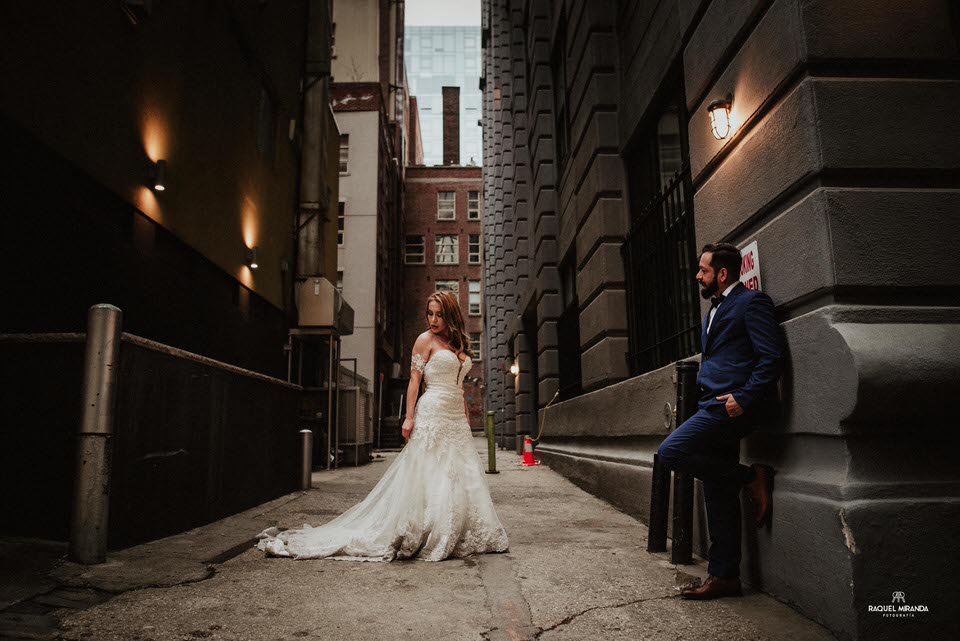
[698,283,782,412]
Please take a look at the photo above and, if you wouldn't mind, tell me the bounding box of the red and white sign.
[740,241,761,291]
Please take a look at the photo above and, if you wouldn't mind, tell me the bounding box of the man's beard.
[699,280,718,300]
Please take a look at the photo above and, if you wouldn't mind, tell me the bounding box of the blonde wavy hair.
[426,291,473,358]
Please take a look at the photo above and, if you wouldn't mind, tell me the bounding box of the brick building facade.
[402,166,485,428]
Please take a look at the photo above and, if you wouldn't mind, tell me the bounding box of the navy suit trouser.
[656,404,756,579]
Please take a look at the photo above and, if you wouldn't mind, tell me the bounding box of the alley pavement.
[2,439,835,640]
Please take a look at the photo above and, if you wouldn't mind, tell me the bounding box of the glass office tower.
[405,26,482,166]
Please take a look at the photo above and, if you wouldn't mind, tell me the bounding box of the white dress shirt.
[707,282,741,334]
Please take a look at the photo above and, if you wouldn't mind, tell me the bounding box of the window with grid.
[468,281,481,315]
[337,201,345,245]
[404,234,425,264]
[339,134,349,173]
[435,279,459,296]
[437,192,456,220]
[622,79,700,376]
[435,235,459,264]
[468,234,481,264]
[469,333,482,360]
[468,191,480,219]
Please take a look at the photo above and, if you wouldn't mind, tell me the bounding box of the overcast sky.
[405,0,480,26]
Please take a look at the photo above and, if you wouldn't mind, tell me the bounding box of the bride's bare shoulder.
[414,331,434,352]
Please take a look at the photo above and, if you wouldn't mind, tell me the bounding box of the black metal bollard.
[646,451,671,552]
[671,360,700,564]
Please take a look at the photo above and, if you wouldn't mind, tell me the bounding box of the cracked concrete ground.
[49,439,836,641]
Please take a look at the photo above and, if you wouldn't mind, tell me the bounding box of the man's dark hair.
[701,242,741,282]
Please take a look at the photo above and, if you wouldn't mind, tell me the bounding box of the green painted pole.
[485,411,498,474]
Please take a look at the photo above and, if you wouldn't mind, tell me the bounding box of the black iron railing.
[621,164,701,376]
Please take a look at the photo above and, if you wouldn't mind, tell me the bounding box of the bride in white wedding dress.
[256,291,508,561]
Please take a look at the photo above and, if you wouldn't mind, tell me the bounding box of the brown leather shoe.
[680,575,742,600]
[744,463,774,527]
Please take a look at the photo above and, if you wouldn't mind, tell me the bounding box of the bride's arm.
[402,334,431,439]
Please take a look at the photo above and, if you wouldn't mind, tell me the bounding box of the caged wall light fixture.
[708,95,733,140]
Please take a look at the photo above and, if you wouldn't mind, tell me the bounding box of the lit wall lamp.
[510,361,519,376]
[245,246,259,270]
[708,95,732,140]
[150,159,167,191]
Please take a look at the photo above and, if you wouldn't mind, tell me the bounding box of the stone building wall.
[481,0,960,638]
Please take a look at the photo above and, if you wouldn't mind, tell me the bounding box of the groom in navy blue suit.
[657,242,781,600]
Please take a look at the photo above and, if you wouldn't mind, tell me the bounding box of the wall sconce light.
[509,362,519,375]
[150,159,167,191]
[245,246,259,270]
[708,95,732,140]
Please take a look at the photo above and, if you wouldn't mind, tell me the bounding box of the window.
[469,333,482,360]
[336,270,343,293]
[337,201,345,246]
[437,191,456,220]
[405,234,425,264]
[468,280,481,315]
[622,79,699,376]
[468,234,481,264]
[331,22,337,59]
[557,255,582,400]
[552,17,569,178]
[435,235,459,264]
[435,279,459,296]
[468,191,480,220]
[339,134,349,173]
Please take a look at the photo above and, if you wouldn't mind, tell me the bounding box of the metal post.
[326,335,334,470]
[671,360,700,565]
[647,452,671,552]
[300,429,313,489]
[334,335,341,469]
[69,304,122,565]
[648,401,674,552]
[375,371,383,464]
[485,411,498,474]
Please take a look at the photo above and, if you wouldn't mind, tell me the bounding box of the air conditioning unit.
[298,278,354,335]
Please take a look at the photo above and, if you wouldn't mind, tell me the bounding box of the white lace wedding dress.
[256,349,509,561]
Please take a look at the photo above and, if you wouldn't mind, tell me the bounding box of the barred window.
[468,280,481,315]
[469,333,482,360]
[337,201,345,246]
[436,279,459,296]
[339,134,349,173]
[468,234,481,264]
[404,235,425,264]
[435,235,459,264]
[437,192,456,220]
[468,191,480,220]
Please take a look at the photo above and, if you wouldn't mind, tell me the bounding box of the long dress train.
[255,350,508,561]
